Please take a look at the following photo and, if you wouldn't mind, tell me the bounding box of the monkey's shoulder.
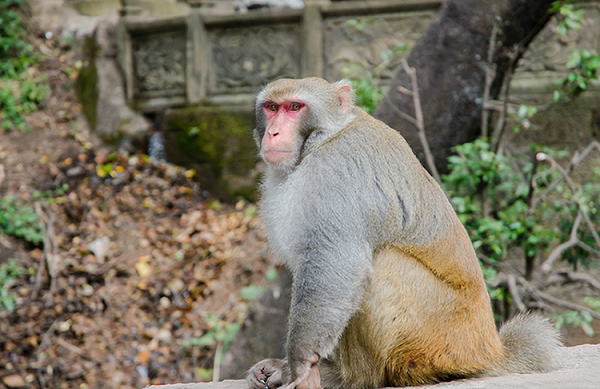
[313,108,420,168]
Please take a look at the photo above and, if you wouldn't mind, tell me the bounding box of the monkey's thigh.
[331,247,501,388]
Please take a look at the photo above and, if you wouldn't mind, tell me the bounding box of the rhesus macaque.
[247,78,562,389]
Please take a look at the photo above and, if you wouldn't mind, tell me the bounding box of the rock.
[219,269,292,379]
[146,344,600,389]
[94,56,151,144]
[87,236,111,262]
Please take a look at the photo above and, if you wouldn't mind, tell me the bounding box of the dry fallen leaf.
[2,374,27,388]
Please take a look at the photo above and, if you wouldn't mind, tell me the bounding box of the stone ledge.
[146,344,600,389]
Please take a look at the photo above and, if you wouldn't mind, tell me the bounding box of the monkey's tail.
[488,313,563,376]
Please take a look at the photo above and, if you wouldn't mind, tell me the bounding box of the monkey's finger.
[248,374,268,389]
[295,365,321,389]
[265,369,285,389]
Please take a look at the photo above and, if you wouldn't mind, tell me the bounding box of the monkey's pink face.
[261,100,306,165]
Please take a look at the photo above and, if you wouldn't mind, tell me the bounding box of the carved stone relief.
[210,24,301,94]
[132,30,187,97]
[515,5,600,75]
[323,12,435,84]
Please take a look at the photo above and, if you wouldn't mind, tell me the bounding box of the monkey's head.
[255,77,356,172]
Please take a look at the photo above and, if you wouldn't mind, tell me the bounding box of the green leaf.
[265,268,278,282]
[240,285,267,301]
[553,90,561,102]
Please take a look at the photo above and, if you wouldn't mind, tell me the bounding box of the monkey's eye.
[289,102,302,111]
[264,103,279,112]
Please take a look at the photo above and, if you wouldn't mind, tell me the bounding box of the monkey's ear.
[336,80,354,113]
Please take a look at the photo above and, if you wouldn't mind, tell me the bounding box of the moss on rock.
[75,37,99,130]
[164,105,261,202]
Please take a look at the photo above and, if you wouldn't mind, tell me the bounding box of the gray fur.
[256,79,453,375]
[251,78,563,388]
[490,313,563,375]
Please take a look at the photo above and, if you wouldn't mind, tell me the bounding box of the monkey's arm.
[283,184,373,385]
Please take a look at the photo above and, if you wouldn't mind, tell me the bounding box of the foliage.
[0,195,44,244]
[553,49,600,101]
[553,297,600,337]
[555,164,600,269]
[180,314,241,349]
[349,77,384,114]
[0,0,49,131]
[0,184,68,244]
[0,258,26,311]
[179,313,242,380]
[444,140,558,267]
[443,139,600,330]
[550,2,600,102]
[553,310,594,336]
[342,19,407,113]
[0,0,33,78]
[511,104,537,134]
[240,284,267,301]
[550,0,585,36]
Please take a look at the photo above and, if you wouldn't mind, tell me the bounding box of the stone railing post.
[301,0,330,78]
[187,5,211,104]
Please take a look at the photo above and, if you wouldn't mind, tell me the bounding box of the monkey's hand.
[285,353,321,389]
[247,359,291,389]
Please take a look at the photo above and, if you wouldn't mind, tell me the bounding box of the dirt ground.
[0,8,274,388]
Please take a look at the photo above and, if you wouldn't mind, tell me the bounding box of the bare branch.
[490,54,516,154]
[382,95,419,127]
[481,22,498,139]
[56,337,90,358]
[37,320,58,388]
[539,211,582,275]
[400,59,442,184]
[531,141,600,210]
[34,203,58,301]
[575,240,600,258]
[508,274,526,312]
[396,85,414,96]
[545,268,600,291]
[533,290,600,319]
[0,164,5,187]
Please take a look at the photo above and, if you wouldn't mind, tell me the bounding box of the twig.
[0,164,5,188]
[34,203,58,300]
[56,337,89,358]
[549,160,600,248]
[512,276,600,319]
[400,59,442,183]
[490,50,518,154]
[545,268,600,291]
[481,23,498,139]
[531,141,600,210]
[396,85,414,96]
[508,274,526,312]
[539,211,582,275]
[382,95,419,127]
[528,301,556,313]
[533,290,600,319]
[37,321,58,389]
[212,342,223,382]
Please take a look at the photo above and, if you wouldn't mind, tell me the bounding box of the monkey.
[247,77,562,389]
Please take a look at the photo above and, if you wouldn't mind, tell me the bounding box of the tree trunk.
[372,0,555,174]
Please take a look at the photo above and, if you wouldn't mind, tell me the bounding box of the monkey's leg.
[330,247,503,388]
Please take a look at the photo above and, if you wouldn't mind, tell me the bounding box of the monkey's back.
[306,108,504,388]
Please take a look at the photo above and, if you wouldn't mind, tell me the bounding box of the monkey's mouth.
[262,149,294,164]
